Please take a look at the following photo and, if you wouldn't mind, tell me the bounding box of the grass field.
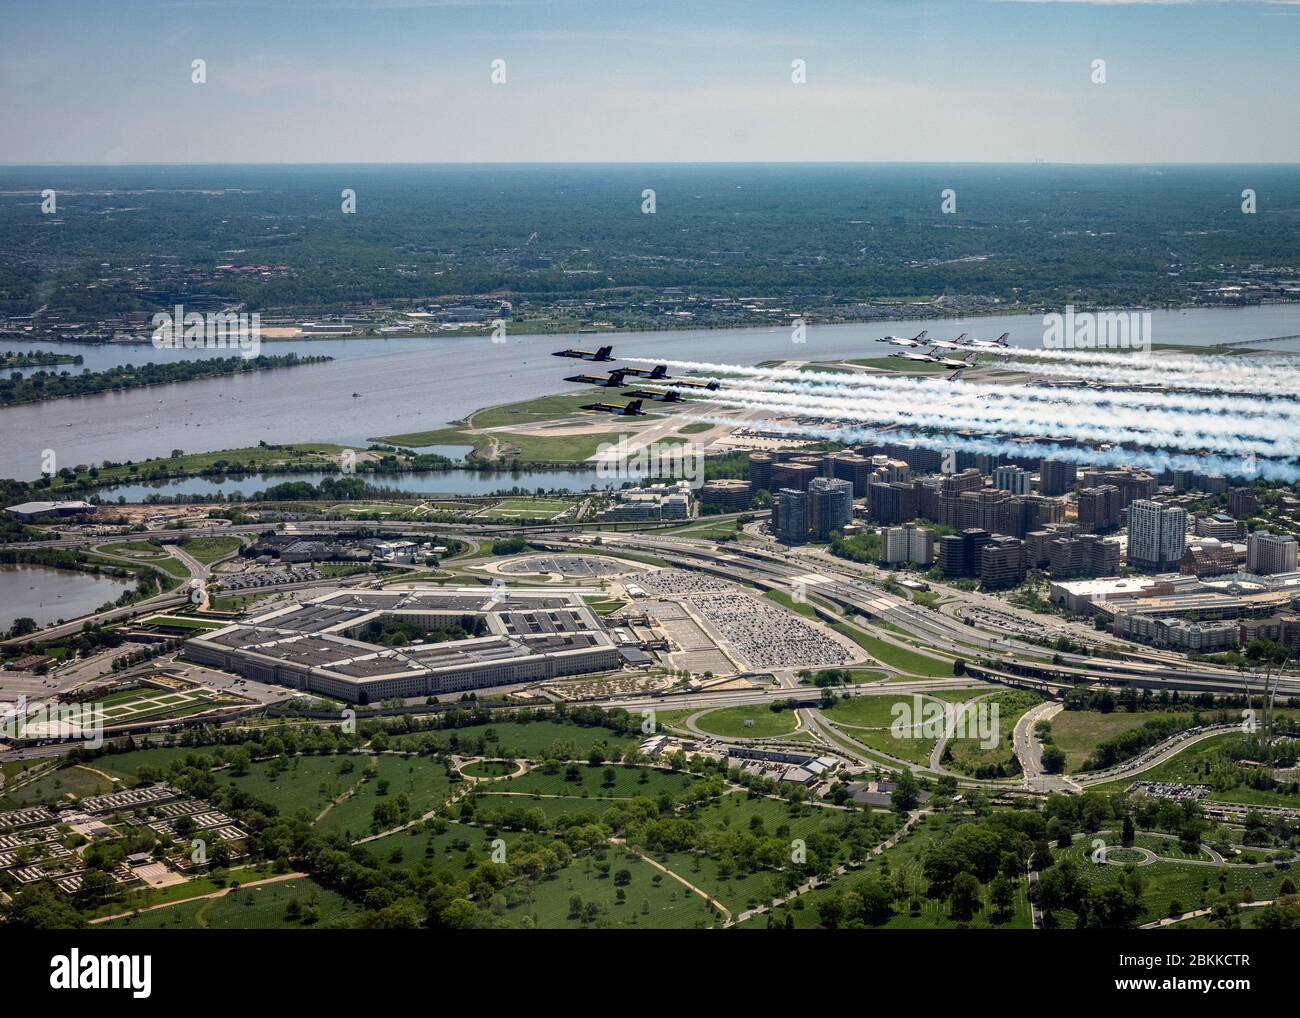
[506,851,719,929]
[392,720,640,760]
[485,498,576,520]
[832,624,958,677]
[93,747,219,782]
[99,877,360,930]
[316,755,455,837]
[691,705,802,739]
[819,693,955,765]
[0,764,116,809]
[483,762,703,800]
[95,542,190,578]
[178,536,243,564]
[1048,710,1190,772]
[461,759,518,779]
[95,686,233,725]
[377,392,654,462]
[764,588,818,620]
[217,753,455,837]
[941,690,1043,777]
[363,823,525,877]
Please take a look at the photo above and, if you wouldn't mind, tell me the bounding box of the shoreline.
[23,296,1300,349]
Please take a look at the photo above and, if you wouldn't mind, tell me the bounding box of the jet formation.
[554,334,978,416]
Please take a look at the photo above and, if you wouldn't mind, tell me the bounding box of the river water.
[98,467,636,501]
[0,564,136,633]
[3,304,1299,481]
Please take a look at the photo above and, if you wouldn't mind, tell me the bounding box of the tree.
[989,873,1015,920]
[1121,815,1135,848]
[950,872,982,920]
[891,769,920,812]
[1041,746,1066,774]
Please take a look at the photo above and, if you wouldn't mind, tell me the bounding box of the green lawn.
[941,690,1043,778]
[833,624,958,677]
[178,536,244,564]
[505,851,720,929]
[764,588,817,620]
[0,764,116,809]
[389,720,640,760]
[1048,710,1190,772]
[481,763,704,801]
[99,876,361,930]
[314,755,456,838]
[692,705,802,739]
[376,392,657,462]
[461,759,518,779]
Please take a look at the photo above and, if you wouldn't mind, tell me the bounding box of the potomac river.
[3,304,1299,482]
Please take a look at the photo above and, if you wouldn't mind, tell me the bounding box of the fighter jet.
[564,369,628,387]
[552,344,614,361]
[926,333,969,351]
[889,349,942,364]
[877,329,929,348]
[663,377,721,391]
[620,364,668,379]
[621,387,683,402]
[933,350,978,370]
[580,399,646,416]
[960,332,1011,350]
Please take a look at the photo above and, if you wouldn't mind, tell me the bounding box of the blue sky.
[2,0,1298,163]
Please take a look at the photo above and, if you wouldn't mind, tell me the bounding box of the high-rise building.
[994,466,1030,495]
[1081,468,1156,508]
[938,468,984,527]
[883,525,934,567]
[774,488,809,544]
[699,479,753,512]
[1039,458,1078,497]
[1048,534,1120,578]
[825,453,874,497]
[1179,538,1238,578]
[770,461,819,493]
[868,480,919,525]
[746,452,774,492]
[1228,487,1259,519]
[1247,531,1299,575]
[1077,485,1122,533]
[981,536,1026,589]
[938,528,990,578]
[1127,500,1188,572]
[808,477,853,540]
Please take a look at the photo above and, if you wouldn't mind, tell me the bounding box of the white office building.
[1127,500,1187,571]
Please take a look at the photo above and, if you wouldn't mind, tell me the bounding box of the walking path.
[89,871,307,924]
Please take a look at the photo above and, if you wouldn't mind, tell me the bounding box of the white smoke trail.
[683,414,1300,482]
[706,388,1300,459]
[719,371,1300,423]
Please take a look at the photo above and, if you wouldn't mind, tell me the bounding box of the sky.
[2,0,1299,164]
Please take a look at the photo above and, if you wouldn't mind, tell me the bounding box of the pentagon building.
[182,587,622,702]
